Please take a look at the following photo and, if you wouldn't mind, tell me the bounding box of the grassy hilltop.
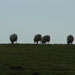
[0,44,75,75]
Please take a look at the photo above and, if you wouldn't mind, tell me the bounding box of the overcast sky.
[0,0,75,44]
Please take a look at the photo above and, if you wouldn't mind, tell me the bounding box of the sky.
[0,0,75,44]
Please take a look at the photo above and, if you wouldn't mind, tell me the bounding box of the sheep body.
[42,35,50,44]
[67,35,74,44]
[10,34,18,44]
[34,34,42,44]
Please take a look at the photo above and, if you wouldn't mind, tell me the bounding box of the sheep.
[10,34,18,44]
[67,35,74,44]
[34,34,42,44]
[42,35,50,44]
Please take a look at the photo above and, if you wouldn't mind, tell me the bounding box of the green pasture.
[0,44,75,75]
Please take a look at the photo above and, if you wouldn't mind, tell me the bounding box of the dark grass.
[0,44,75,75]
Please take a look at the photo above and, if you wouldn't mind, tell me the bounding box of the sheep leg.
[48,42,49,44]
[11,41,14,44]
[37,41,38,44]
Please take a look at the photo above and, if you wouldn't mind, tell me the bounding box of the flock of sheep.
[10,33,74,44]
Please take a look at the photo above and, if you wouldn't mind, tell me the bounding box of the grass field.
[0,44,75,75]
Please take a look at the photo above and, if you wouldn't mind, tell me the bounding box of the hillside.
[0,44,75,75]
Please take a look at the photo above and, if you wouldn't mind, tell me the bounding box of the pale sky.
[0,0,75,44]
